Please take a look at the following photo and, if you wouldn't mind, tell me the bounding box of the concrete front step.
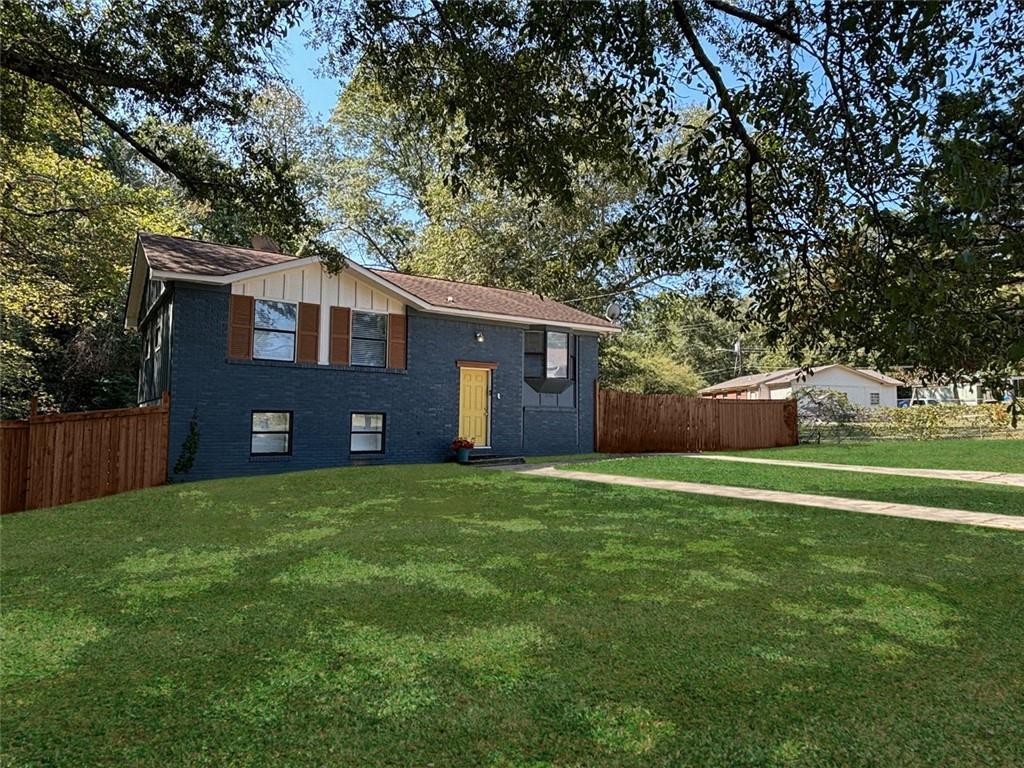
[465,454,526,467]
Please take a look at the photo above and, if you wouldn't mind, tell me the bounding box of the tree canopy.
[3,0,1021,412]
[0,78,190,416]
[308,0,1023,394]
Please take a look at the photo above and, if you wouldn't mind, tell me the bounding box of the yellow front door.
[459,367,490,446]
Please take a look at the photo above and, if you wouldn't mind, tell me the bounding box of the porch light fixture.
[475,331,485,343]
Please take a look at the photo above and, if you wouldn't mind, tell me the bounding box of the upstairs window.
[546,331,569,378]
[351,311,387,367]
[253,299,296,361]
[524,329,574,394]
[524,331,545,378]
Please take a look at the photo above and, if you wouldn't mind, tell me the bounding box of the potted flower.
[450,437,475,463]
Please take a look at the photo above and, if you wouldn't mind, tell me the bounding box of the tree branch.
[49,82,208,196]
[703,0,801,45]
[671,0,761,239]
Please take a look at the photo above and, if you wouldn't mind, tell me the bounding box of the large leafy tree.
[1,80,189,417]
[310,0,1023,395]
[0,0,334,253]
[324,72,650,309]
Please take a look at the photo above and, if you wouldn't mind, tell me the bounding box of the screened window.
[251,411,291,455]
[870,392,880,406]
[350,412,385,453]
[253,299,297,361]
[351,311,387,367]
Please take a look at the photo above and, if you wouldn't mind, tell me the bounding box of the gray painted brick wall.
[164,282,600,481]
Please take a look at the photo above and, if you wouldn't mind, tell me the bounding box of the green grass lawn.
[3,464,1024,767]
[575,456,1024,517]
[726,438,1023,473]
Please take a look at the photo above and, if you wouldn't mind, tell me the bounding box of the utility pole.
[716,337,768,378]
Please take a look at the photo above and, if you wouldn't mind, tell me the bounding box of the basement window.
[251,411,292,455]
[350,412,385,454]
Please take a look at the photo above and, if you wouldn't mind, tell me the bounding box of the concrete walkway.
[517,466,1024,531]
[684,454,1024,487]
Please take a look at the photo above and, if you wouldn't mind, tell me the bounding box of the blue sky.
[280,24,339,117]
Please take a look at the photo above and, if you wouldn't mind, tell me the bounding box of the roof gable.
[139,232,296,275]
[126,232,618,332]
[699,365,903,394]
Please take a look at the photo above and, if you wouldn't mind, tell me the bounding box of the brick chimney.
[250,235,280,253]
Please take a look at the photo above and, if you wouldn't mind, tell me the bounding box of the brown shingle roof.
[136,232,615,330]
[139,232,296,276]
[699,369,800,394]
[369,269,617,330]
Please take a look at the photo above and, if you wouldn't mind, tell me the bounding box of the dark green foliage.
[173,411,201,476]
[313,0,1024,390]
[1,0,335,255]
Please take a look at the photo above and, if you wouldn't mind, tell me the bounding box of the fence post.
[594,380,601,453]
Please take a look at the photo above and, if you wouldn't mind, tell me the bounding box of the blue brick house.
[124,233,618,481]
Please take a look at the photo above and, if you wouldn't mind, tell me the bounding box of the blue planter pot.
[456,447,471,463]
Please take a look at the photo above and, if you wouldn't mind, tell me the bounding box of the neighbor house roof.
[369,269,618,330]
[699,365,903,395]
[126,232,617,333]
[698,369,800,394]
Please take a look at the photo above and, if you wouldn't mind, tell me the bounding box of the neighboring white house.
[698,365,904,408]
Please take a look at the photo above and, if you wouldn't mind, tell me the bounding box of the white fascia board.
[411,305,620,334]
[124,239,148,330]
[149,254,320,285]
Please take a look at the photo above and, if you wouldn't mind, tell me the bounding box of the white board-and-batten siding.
[231,264,405,366]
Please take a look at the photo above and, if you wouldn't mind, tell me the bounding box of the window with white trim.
[869,392,880,406]
[251,411,292,455]
[350,413,385,453]
[351,311,388,367]
[253,299,297,361]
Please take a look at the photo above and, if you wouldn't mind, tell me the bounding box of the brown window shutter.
[387,313,407,369]
[329,306,351,365]
[228,294,254,359]
[296,302,320,364]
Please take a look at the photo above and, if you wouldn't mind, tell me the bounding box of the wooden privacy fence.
[596,387,798,453]
[1,394,170,514]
